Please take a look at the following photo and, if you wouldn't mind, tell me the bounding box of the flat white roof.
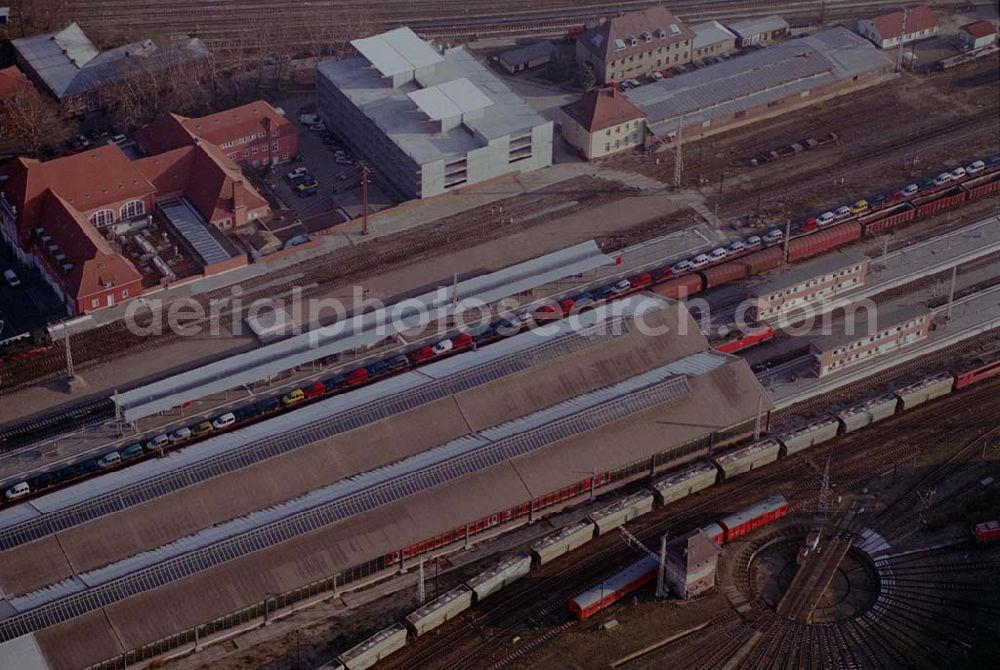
[351,26,443,77]
[408,77,494,120]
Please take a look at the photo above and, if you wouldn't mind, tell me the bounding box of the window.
[122,289,129,298]
[119,199,145,220]
[272,142,279,151]
[243,149,250,157]
[251,146,258,154]
[91,298,99,308]
[89,209,114,227]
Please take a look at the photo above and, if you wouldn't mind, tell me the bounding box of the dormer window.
[613,38,626,51]
[643,32,652,43]
[657,28,667,39]
[629,36,639,47]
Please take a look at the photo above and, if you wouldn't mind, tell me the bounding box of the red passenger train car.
[715,326,775,354]
[701,495,788,545]
[568,556,659,620]
[952,358,1000,389]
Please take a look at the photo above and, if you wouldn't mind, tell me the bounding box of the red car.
[304,381,327,399]
[628,272,653,289]
[408,346,434,364]
[451,332,474,349]
[345,368,369,386]
[886,189,904,203]
[798,217,818,233]
[651,266,674,281]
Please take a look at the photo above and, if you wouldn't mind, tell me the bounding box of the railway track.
[0,398,115,453]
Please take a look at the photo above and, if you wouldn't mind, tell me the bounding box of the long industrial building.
[0,295,769,669]
[316,27,553,200]
[626,27,894,145]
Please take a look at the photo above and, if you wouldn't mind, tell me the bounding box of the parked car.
[833,206,852,219]
[212,413,236,430]
[708,247,728,261]
[901,183,920,197]
[950,166,967,180]
[592,285,615,300]
[473,326,497,342]
[335,156,353,165]
[817,212,836,227]
[432,339,454,355]
[651,266,674,280]
[256,397,281,414]
[345,368,369,385]
[452,332,474,349]
[744,235,762,249]
[849,200,869,215]
[762,229,784,244]
[169,427,192,443]
[409,346,435,363]
[726,240,747,254]
[304,381,327,398]
[4,482,30,501]
[121,443,145,461]
[610,279,632,295]
[670,260,694,274]
[933,172,953,186]
[386,354,410,371]
[690,254,712,268]
[145,434,169,451]
[297,187,319,199]
[967,160,985,175]
[296,179,320,192]
[628,272,653,289]
[233,405,259,422]
[323,375,346,392]
[869,193,888,209]
[3,269,20,287]
[367,360,389,377]
[797,217,818,233]
[191,421,214,437]
[280,389,305,407]
[287,167,309,181]
[97,452,122,468]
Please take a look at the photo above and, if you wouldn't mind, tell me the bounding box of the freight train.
[568,495,788,620]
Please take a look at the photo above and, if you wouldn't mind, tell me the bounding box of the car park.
[762,229,784,244]
[191,421,214,437]
[967,160,985,175]
[169,427,192,443]
[145,434,169,451]
[345,368,369,385]
[690,254,712,268]
[610,279,632,294]
[3,269,20,287]
[933,172,953,186]
[97,452,122,468]
[281,389,305,407]
[121,443,144,461]
[833,206,852,219]
[849,200,869,215]
[726,240,747,254]
[708,247,728,261]
[670,260,694,274]
[212,413,236,430]
[950,167,967,180]
[901,183,919,197]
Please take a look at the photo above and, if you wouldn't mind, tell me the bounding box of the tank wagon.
[777,418,840,456]
[531,521,594,565]
[894,372,954,410]
[404,585,474,637]
[652,463,718,505]
[588,490,655,535]
[337,624,408,670]
[712,438,781,479]
[836,394,899,432]
[465,553,531,601]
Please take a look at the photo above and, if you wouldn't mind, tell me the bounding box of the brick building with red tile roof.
[135,100,298,168]
[959,20,997,50]
[857,5,939,49]
[0,66,34,99]
[560,87,646,160]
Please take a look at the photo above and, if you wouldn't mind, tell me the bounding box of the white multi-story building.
[316,27,553,200]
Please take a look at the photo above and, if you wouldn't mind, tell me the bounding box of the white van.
[145,434,169,451]
[97,452,122,468]
[4,269,20,287]
[212,412,236,430]
[4,482,30,501]
[169,427,192,443]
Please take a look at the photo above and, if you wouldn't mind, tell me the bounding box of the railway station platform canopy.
[0,297,771,668]
[113,240,614,422]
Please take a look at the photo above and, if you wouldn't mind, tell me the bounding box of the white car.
[432,339,454,355]
[512,313,534,327]
[650,71,664,81]
[950,166,967,180]
[708,247,728,261]
[744,235,762,248]
[690,254,712,268]
[212,412,236,430]
[97,452,122,468]
[967,160,985,175]
[817,212,836,227]
[901,183,919,197]
[3,269,20,287]
[610,279,631,294]
[287,167,309,181]
[726,240,747,254]
[145,434,169,451]
[168,427,192,443]
[4,482,29,501]
[933,172,953,186]
[627,79,641,88]
[670,260,694,274]
[833,206,852,219]
[762,229,784,244]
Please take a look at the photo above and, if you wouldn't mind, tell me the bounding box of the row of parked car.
[797,157,997,233]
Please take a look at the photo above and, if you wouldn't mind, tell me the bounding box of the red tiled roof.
[961,20,996,39]
[562,87,645,133]
[134,142,268,225]
[0,66,33,99]
[133,113,196,156]
[872,4,938,40]
[181,100,292,145]
[579,6,695,63]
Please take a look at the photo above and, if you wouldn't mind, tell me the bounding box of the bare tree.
[0,87,73,156]
[4,0,69,38]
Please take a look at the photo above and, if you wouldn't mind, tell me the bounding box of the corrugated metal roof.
[159,198,232,265]
[116,240,614,421]
[628,27,892,133]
